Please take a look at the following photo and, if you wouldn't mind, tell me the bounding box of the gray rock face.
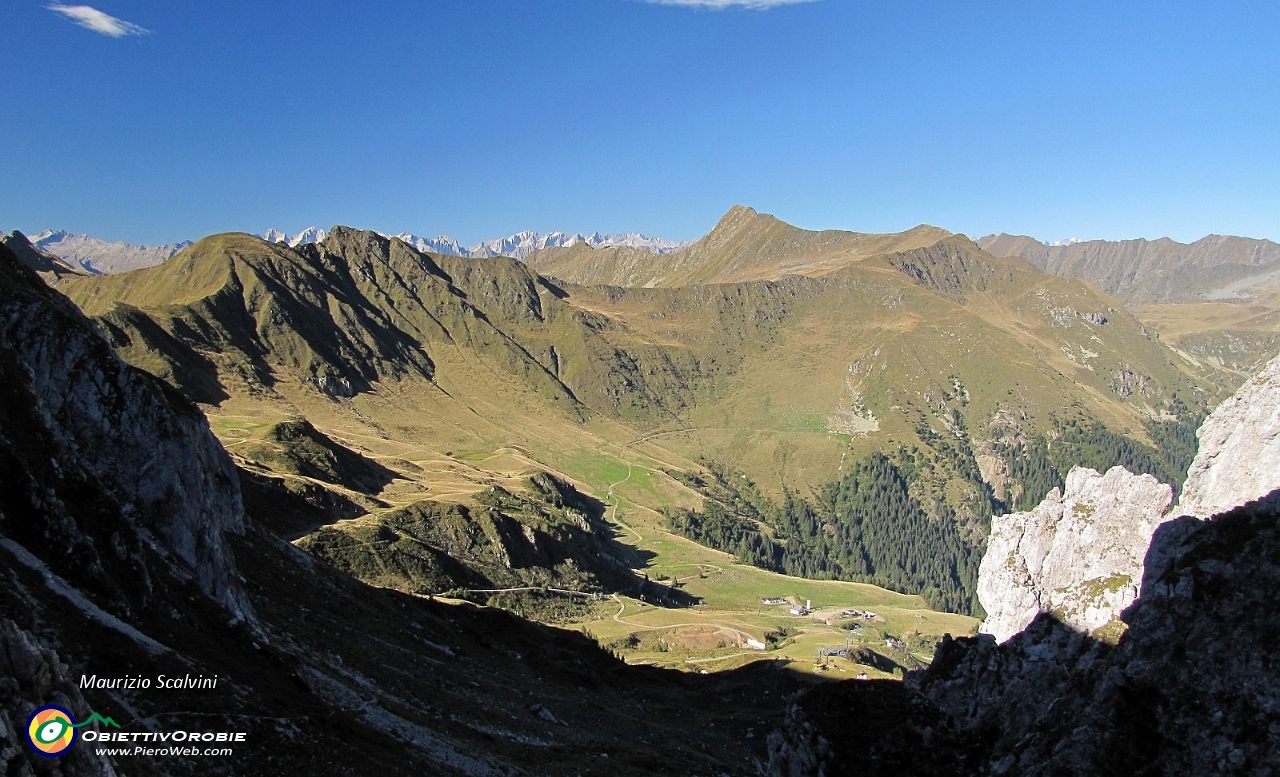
[0,619,119,777]
[766,350,1280,776]
[978,466,1172,643]
[1174,352,1280,520]
[916,488,1280,776]
[979,351,1280,645]
[0,246,248,619]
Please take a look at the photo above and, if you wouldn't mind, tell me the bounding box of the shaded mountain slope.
[0,241,810,777]
[60,229,702,423]
[298,472,644,596]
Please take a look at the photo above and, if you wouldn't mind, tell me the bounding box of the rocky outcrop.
[0,243,249,618]
[1174,352,1280,519]
[0,619,119,776]
[916,488,1280,775]
[979,351,1280,644]
[768,351,1280,776]
[977,466,1171,642]
[768,488,1280,776]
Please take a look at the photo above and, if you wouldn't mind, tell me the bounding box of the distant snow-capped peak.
[261,227,328,247]
[261,226,686,260]
[465,230,686,260]
[1049,237,1084,247]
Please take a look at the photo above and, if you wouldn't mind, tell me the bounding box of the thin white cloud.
[646,0,819,8]
[47,4,150,37]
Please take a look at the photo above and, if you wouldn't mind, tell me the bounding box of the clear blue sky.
[4,0,1278,246]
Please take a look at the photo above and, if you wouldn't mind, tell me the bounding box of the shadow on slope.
[766,487,1280,776]
[0,240,801,777]
[297,471,700,608]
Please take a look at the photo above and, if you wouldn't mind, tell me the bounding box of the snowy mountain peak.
[260,227,327,247]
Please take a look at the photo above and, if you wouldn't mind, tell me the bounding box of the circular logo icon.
[26,706,77,757]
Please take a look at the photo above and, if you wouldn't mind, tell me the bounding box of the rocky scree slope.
[766,349,1280,776]
[0,242,806,776]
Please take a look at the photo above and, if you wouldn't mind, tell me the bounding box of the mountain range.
[26,229,193,274]
[977,232,1280,305]
[3,202,1279,774]
[49,206,1225,616]
[264,226,689,259]
[20,225,689,273]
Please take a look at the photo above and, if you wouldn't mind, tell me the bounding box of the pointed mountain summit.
[522,205,954,287]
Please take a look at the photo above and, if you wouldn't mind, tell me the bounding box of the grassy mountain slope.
[524,205,952,287]
[0,241,820,775]
[57,213,1221,616]
[979,232,1280,377]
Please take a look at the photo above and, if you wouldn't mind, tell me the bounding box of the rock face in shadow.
[767,489,1280,776]
[0,242,248,619]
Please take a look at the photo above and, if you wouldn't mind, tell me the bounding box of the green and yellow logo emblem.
[26,706,120,757]
[27,706,77,756]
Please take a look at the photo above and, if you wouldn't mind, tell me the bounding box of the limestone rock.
[978,466,1171,643]
[1173,351,1280,520]
[0,245,249,619]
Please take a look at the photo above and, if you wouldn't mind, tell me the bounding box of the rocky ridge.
[977,232,1280,304]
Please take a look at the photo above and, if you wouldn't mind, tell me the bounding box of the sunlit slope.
[55,221,1220,623]
[552,236,1218,504]
[524,205,952,287]
[59,224,1218,525]
[1134,290,1280,378]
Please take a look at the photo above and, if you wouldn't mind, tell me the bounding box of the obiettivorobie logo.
[25,704,246,758]
[25,706,121,757]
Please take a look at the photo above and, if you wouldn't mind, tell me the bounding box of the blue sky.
[4,0,1278,245]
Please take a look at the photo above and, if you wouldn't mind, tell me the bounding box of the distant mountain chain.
[16,225,686,274]
[263,226,687,259]
[977,231,1280,304]
[26,229,193,275]
[18,221,1280,305]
